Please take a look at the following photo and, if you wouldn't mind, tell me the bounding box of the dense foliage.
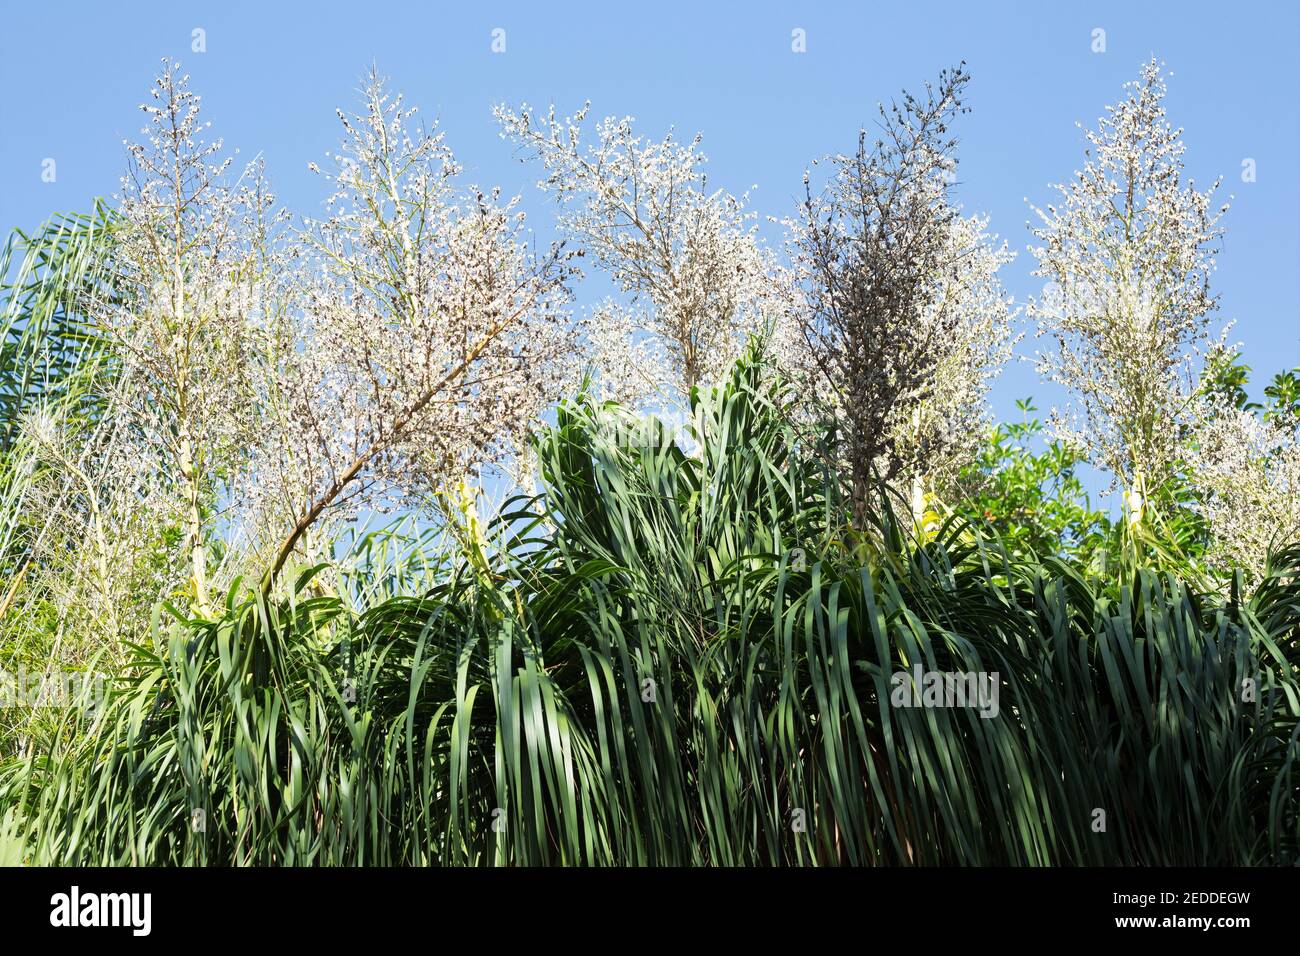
[2,353,1298,865]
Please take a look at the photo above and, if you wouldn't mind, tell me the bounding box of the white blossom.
[87,60,287,611]
[494,102,783,400]
[1029,59,1227,493]
[1187,399,1300,580]
[255,70,578,585]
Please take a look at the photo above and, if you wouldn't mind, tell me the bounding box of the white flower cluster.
[252,71,578,582]
[27,63,577,608]
[1029,58,1227,488]
[1189,400,1300,581]
[884,212,1018,492]
[494,102,783,401]
[100,60,284,610]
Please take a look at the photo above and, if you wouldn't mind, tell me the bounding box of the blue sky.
[2,0,1298,477]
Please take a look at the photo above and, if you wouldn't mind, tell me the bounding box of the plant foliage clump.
[4,350,1299,866]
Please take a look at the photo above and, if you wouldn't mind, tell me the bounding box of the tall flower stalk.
[784,64,1015,530]
[1029,59,1228,519]
[96,62,285,612]
[495,102,779,401]
[258,71,578,589]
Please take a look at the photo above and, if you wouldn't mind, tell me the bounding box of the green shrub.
[3,350,1299,865]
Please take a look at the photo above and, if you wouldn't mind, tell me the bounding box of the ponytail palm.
[4,345,1299,866]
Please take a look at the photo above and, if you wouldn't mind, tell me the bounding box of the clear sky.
[2,0,1298,451]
